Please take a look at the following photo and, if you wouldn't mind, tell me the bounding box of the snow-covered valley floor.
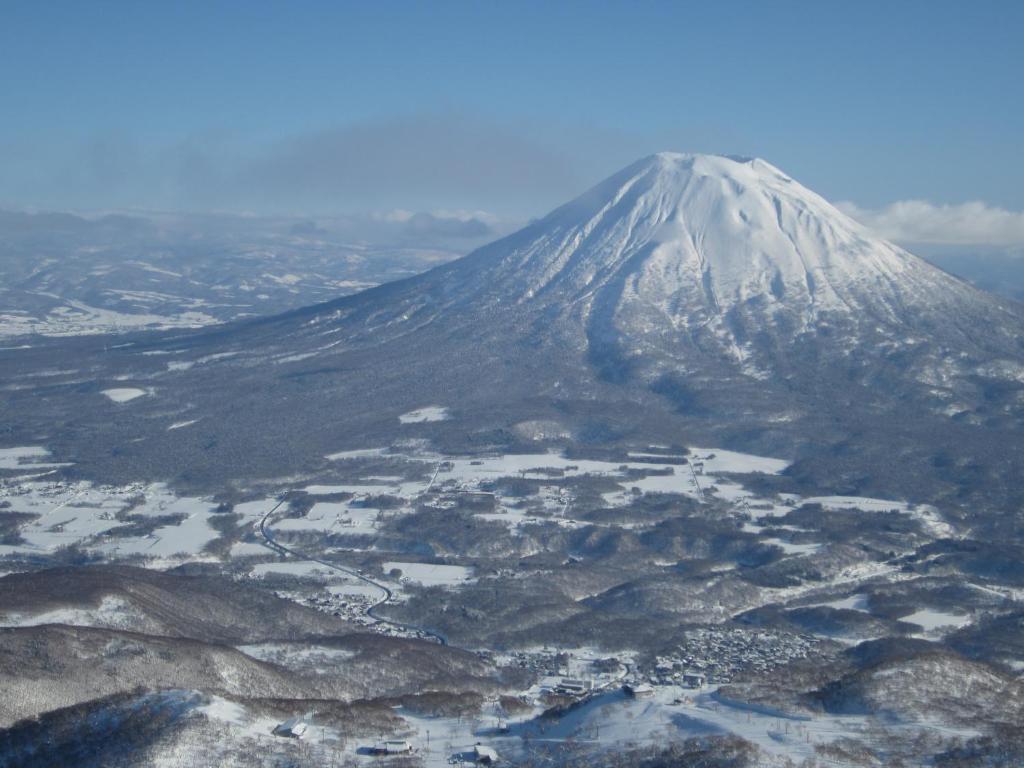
[0,438,996,766]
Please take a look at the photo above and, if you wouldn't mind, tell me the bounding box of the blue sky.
[1,0,1022,230]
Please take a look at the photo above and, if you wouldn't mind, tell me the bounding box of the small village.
[649,627,823,684]
[272,588,440,643]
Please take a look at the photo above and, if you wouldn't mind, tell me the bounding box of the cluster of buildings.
[652,627,820,684]
[371,741,498,765]
[271,716,500,764]
[485,649,629,692]
[271,588,434,641]
[487,649,575,677]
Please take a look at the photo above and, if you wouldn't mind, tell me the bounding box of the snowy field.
[904,608,971,637]
[1,440,948,584]
[322,443,938,552]
[0,300,217,338]
[399,405,449,423]
[0,463,280,564]
[382,561,474,587]
[248,559,386,602]
[274,502,383,536]
[803,495,953,537]
[101,387,150,403]
[0,446,73,472]
[250,560,341,581]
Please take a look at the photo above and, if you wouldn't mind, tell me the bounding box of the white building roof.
[273,716,308,737]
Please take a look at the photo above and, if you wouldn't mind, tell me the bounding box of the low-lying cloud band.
[839,200,1024,248]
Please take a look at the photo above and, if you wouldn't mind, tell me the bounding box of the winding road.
[258,499,449,646]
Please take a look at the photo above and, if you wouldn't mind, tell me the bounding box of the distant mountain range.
[0,208,483,337]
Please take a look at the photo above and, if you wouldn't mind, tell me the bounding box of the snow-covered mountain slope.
[474,152,949,313]
[3,154,1024,505]
[298,152,1021,384]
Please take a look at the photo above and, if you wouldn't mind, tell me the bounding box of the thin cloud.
[838,200,1024,247]
[2,112,603,217]
[239,112,581,214]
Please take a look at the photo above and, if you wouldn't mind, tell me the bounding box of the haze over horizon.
[2,0,1024,254]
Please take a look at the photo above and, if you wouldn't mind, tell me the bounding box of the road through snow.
[258,500,449,646]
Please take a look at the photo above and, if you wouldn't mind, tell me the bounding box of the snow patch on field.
[325,447,389,461]
[0,299,217,338]
[436,451,705,507]
[0,595,139,629]
[382,561,474,587]
[276,502,382,535]
[903,608,971,636]
[805,496,912,512]
[102,387,150,403]
[229,541,271,557]
[0,477,278,562]
[196,695,281,739]
[689,448,791,475]
[250,560,340,580]
[197,696,247,726]
[247,559,382,599]
[819,594,870,612]
[304,483,382,494]
[768,538,822,556]
[399,406,449,424]
[802,496,952,537]
[274,351,319,364]
[422,448,791,520]
[99,495,220,557]
[0,446,72,471]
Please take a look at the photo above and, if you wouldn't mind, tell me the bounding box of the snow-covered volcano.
[314,152,1018,383]
[130,150,1023,399]
[6,153,1024,501]
[475,151,925,311]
